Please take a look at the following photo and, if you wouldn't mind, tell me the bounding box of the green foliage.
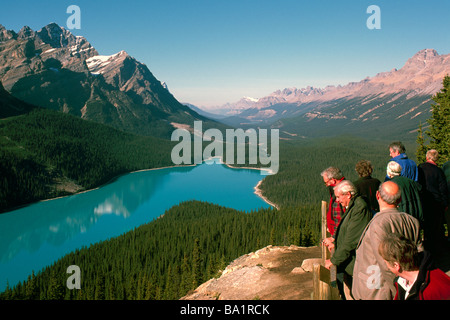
[261,136,390,208]
[416,75,450,166]
[1,108,413,300]
[0,201,320,300]
[415,123,427,164]
[0,108,175,212]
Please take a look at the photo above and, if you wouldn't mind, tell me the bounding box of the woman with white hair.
[386,161,424,226]
[387,161,402,179]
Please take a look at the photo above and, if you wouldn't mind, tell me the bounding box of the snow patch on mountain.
[86,50,128,75]
[243,96,259,102]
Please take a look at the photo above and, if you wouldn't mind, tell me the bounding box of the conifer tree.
[108,276,116,300]
[94,274,105,300]
[416,75,450,166]
[25,271,38,300]
[416,123,427,164]
[191,238,202,289]
[179,254,192,295]
[2,282,12,300]
[163,265,173,300]
[47,273,65,300]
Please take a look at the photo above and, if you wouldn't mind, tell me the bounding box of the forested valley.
[1,95,427,301]
[0,108,176,213]
[1,125,410,299]
[1,201,320,300]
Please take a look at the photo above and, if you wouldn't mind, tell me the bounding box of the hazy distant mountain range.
[0,23,222,138]
[195,49,450,140]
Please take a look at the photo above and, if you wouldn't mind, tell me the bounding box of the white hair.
[334,180,356,196]
[320,167,343,180]
[386,161,402,178]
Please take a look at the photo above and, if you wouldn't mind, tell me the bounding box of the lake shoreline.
[204,157,279,210]
[2,158,279,214]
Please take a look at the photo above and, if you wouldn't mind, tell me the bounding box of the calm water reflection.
[0,159,271,291]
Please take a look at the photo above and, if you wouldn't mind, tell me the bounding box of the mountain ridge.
[0,23,221,138]
[210,48,449,116]
[199,48,449,139]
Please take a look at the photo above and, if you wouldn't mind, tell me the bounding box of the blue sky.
[1,0,450,108]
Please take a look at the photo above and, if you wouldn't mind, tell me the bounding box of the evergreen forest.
[1,201,320,300]
[2,76,449,300]
[0,132,410,300]
[0,108,176,212]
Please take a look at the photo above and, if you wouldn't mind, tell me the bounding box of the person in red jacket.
[321,167,345,237]
[378,233,450,300]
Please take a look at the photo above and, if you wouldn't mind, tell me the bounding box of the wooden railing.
[312,201,341,300]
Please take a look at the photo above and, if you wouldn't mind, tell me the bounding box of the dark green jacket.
[391,176,424,225]
[330,194,372,275]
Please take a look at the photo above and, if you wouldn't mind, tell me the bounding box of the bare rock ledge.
[181,245,322,300]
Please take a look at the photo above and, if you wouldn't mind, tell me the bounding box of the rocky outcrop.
[181,243,450,301]
[181,245,322,300]
[0,23,215,138]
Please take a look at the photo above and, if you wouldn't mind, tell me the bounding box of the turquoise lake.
[0,158,271,292]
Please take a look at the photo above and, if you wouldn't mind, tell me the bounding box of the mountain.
[0,23,220,138]
[214,49,450,139]
[0,80,35,118]
[0,61,177,212]
[204,96,265,117]
[184,103,229,120]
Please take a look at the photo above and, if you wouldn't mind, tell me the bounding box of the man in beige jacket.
[352,181,422,300]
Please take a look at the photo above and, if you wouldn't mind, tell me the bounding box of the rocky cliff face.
[0,23,97,90]
[181,245,322,300]
[0,23,212,138]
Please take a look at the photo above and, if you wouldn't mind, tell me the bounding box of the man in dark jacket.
[378,233,450,300]
[443,160,450,242]
[324,180,372,300]
[418,150,449,252]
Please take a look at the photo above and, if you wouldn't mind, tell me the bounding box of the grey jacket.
[351,208,421,300]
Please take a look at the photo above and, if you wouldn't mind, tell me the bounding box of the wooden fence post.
[312,201,340,300]
[321,201,330,261]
